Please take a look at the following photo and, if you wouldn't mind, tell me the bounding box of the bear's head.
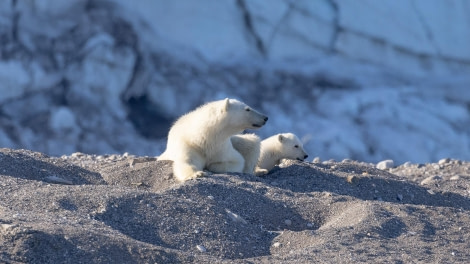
[223,98,268,131]
[277,133,309,161]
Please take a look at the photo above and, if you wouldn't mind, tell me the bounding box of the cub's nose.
[264,116,268,122]
[304,155,308,159]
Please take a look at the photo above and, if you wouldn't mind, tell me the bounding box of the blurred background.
[0,0,469,164]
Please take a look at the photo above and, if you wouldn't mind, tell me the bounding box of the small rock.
[71,152,84,158]
[342,158,352,163]
[376,160,394,170]
[207,195,214,200]
[284,219,292,226]
[129,157,157,167]
[307,223,313,228]
[44,176,73,185]
[273,242,282,248]
[420,175,442,185]
[346,175,359,184]
[402,162,412,168]
[1,223,16,232]
[312,157,321,163]
[131,182,143,187]
[196,245,207,252]
[226,209,247,224]
[396,194,403,201]
[438,158,450,165]
[450,175,460,181]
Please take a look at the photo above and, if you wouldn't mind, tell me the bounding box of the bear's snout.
[252,115,268,128]
[296,154,308,161]
[261,116,268,125]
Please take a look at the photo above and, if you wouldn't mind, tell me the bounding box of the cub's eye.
[245,108,251,112]
[294,145,299,148]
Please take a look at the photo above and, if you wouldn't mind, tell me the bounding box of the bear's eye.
[294,145,299,148]
[245,108,251,112]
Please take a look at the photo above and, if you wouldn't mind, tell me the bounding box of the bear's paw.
[191,170,206,179]
[254,168,269,176]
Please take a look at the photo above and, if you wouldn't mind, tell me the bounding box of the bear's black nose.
[304,155,308,159]
[264,117,268,122]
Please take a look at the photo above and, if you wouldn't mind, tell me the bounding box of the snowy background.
[0,0,469,164]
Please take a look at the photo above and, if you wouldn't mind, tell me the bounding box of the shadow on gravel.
[262,163,470,210]
[100,160,177,192]
[0,149,105,185]
[5,229,180,264]
[95,180,312,259]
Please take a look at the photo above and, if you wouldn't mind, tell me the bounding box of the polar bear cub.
[157,98,268,182]
[256,133,308,173]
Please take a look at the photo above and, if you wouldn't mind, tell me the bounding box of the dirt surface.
[1,148,470,263]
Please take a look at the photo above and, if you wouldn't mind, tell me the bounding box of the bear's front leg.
[172,161,206,181]
[206,148,244,173]
[171,152,206,181]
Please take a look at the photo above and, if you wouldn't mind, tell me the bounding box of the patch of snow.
[0,61,30,103]
[50,107,77,131]
[0,0,469,165]
[113,0,255,63]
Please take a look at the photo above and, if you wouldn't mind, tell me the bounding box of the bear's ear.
[278,134,284,142]
[224,98,230,111]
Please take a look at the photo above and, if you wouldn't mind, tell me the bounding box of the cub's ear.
[278,134,284,142]
[224,98,230,111]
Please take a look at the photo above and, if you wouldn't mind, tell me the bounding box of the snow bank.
[0,0,468,164]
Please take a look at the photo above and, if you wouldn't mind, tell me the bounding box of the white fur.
[158,98,268,181]
[230,133,265,174]
[256,133,308,173]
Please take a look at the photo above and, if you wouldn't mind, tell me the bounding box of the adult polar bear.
[158,98,268,181]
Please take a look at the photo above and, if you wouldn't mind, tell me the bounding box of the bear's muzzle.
[252,116,268,128]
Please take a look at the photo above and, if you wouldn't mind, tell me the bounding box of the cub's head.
[277,133,308,161]
[223,98,268,130]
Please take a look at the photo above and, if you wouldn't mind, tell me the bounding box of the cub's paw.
[254,168,269,176]
[192,171,206,179]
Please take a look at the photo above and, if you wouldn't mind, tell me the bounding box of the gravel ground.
[1,148,470,263]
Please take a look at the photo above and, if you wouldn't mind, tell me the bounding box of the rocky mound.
[1,148,469,263]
